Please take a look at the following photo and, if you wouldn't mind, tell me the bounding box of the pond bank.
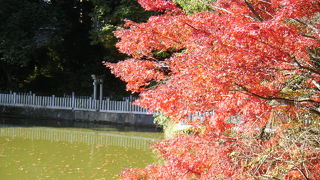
[0,105,155,127]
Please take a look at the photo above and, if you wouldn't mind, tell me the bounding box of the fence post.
[97,100,100,112]
[13,92,16,104]
[72,92,75,110]
[106,98,110,111]
[126,99,130,112]
[52,95,55,107]
[32,94,36,106]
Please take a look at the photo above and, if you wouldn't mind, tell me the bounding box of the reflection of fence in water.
[0,127,159,150]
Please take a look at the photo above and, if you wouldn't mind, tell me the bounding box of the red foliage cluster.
[106,0,320,179]
[105,59,165,92]
[137,0,177,12]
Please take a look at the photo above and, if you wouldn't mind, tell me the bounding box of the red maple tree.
[105,0,320,179]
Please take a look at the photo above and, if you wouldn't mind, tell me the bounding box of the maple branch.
[300,33,320,42]
[149,29,183,45]
[255,66,298,71]
[293,58,320,75]
[253,0,274,19]
[235,83,320,115]
[248,35,320,75]
[210,5,233,14]
[291,18,320,35]
[211,3,263,22]
[308,48,320,60]
[297,167,309,180]
[257,0,271,4]
[244,0,263,22]
[184,22,211,36]
[235,84,314,103]
[312,80,320,91]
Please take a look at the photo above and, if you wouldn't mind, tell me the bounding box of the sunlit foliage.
[106,0,320,179]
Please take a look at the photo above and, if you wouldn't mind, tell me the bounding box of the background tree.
[0,0,98,94]
[0,0,154,97]
[106,0,320,179]
[0,0,53,90]
[90,0,155,50]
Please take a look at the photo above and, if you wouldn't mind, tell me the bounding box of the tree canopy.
[0,0,153,96]
[106,0,320,179]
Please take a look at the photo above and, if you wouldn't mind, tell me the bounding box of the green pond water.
[0,118,163,180]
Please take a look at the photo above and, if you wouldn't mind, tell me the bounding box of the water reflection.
[0,117,162,179]
[0,127,158,150]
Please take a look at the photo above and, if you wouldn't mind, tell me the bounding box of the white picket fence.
[0,92,149,114]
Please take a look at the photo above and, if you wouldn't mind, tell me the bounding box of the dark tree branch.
[236,83,315,102]
[184,22,212,36]
[297,167,309,180]
[292,18,320,35]
[300,33,320,42]
[244,0,263,22]
[293,58,320,75]
[248,35,320,75]
[235,83,320,116]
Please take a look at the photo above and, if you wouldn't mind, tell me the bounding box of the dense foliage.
[106,0,320,179]
[0,0,152,96]
[0,0,101,94]
[90,0,155,49]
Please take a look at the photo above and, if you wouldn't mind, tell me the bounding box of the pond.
[0,117,163,180]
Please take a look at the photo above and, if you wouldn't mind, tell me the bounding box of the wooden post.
[126,99,130,112]
[91,74,97,100]
[99,82,103,102]
[13,92,16,104]
[72,92,75,110]
[52,95,55,107]
[32,94,35,106]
